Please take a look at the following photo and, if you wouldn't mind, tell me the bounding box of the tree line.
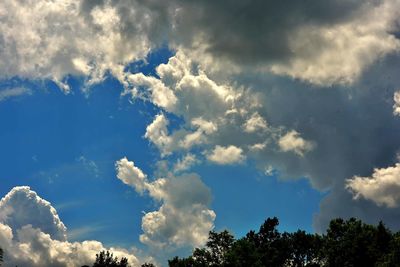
[1,217,400,266]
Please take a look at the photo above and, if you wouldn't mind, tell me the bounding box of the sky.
[1,0,400,266]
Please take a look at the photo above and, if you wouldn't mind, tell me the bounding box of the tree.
[287,230,323,267]
[322,218,392,267]
[0,247,3,266]
[167,217,398,267]
[168,230,234,267]
[90,250,129,267]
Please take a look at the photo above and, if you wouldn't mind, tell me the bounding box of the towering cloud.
[0,187,140,267]
[116,157,215,249]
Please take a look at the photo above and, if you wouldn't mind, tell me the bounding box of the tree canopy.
[168,217,399,267]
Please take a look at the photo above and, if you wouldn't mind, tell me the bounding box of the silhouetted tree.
[91,250,129,267]
[0,247,3,266]
[141,263,156,267]
[287,230,323,267]
[322,218,392,267]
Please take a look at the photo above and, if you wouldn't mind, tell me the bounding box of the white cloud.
[394,91,400,116]
[206,145,245,165]
[0,186,67,241]
[0,0,154,92]
[0,223,140,267]
[0,187,140,267]
[243,112,268,133]
[278,130,314,156]
[116,157,148,194]
[115,157,215,249]
[144,113,173,156]
[269,1,400,85]
[126,73,177,111]
[346,163,400,208]
[173,154,199,173]
[0,87,32,102]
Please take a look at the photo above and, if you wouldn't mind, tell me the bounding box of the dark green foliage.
[90,250,129,267]
[168,217,398,267]
[323,218,392,267]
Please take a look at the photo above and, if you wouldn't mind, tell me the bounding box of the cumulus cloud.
[144,113,173,156]
[278,130,314,157]
[116,158,148,194]
[0,186,67,241]
[206,145,246,165]
[1,0,400,90]
[346,163,400,208]
[0,187,140,267]
[126,73,177,111]
[242,112,268,133]
[0,0,161,92]
[115,157,215,249]
[394,91,400,116]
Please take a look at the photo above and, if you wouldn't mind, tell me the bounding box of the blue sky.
[1,1,400,266]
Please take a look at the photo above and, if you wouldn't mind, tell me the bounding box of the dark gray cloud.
[241,53,400,230]
[168,0,378,64]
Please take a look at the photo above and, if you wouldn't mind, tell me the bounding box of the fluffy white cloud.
[144,113,173,156]
[0,187,140,267]
[0,186,67,241]
[0,0,156,92]
[278,130,314,157]
[243,112,268,133]
[116,157,148,194]
[346,163,400,208]
[394,91,400,116]
[126,73,177,111]
[115,157,215,249]
[206,145,246,165]
[0,223,140,267]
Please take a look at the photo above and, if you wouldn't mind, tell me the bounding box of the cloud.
[0,0,158,91]
[0,187,140,267]
[115,157,215,249]
[126,73,177,111]
[206,145,246,165]
[0,87,32,102]
[278,130,314,156]
[394,91,400,116]
[242,112,268,133]
[1,0,400,90]
[144,113,173,156]
[158,0,400,85]
[173,153,199,173]
[0,186,67,241]
[116,157,148,194]
[346,163,400,208]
